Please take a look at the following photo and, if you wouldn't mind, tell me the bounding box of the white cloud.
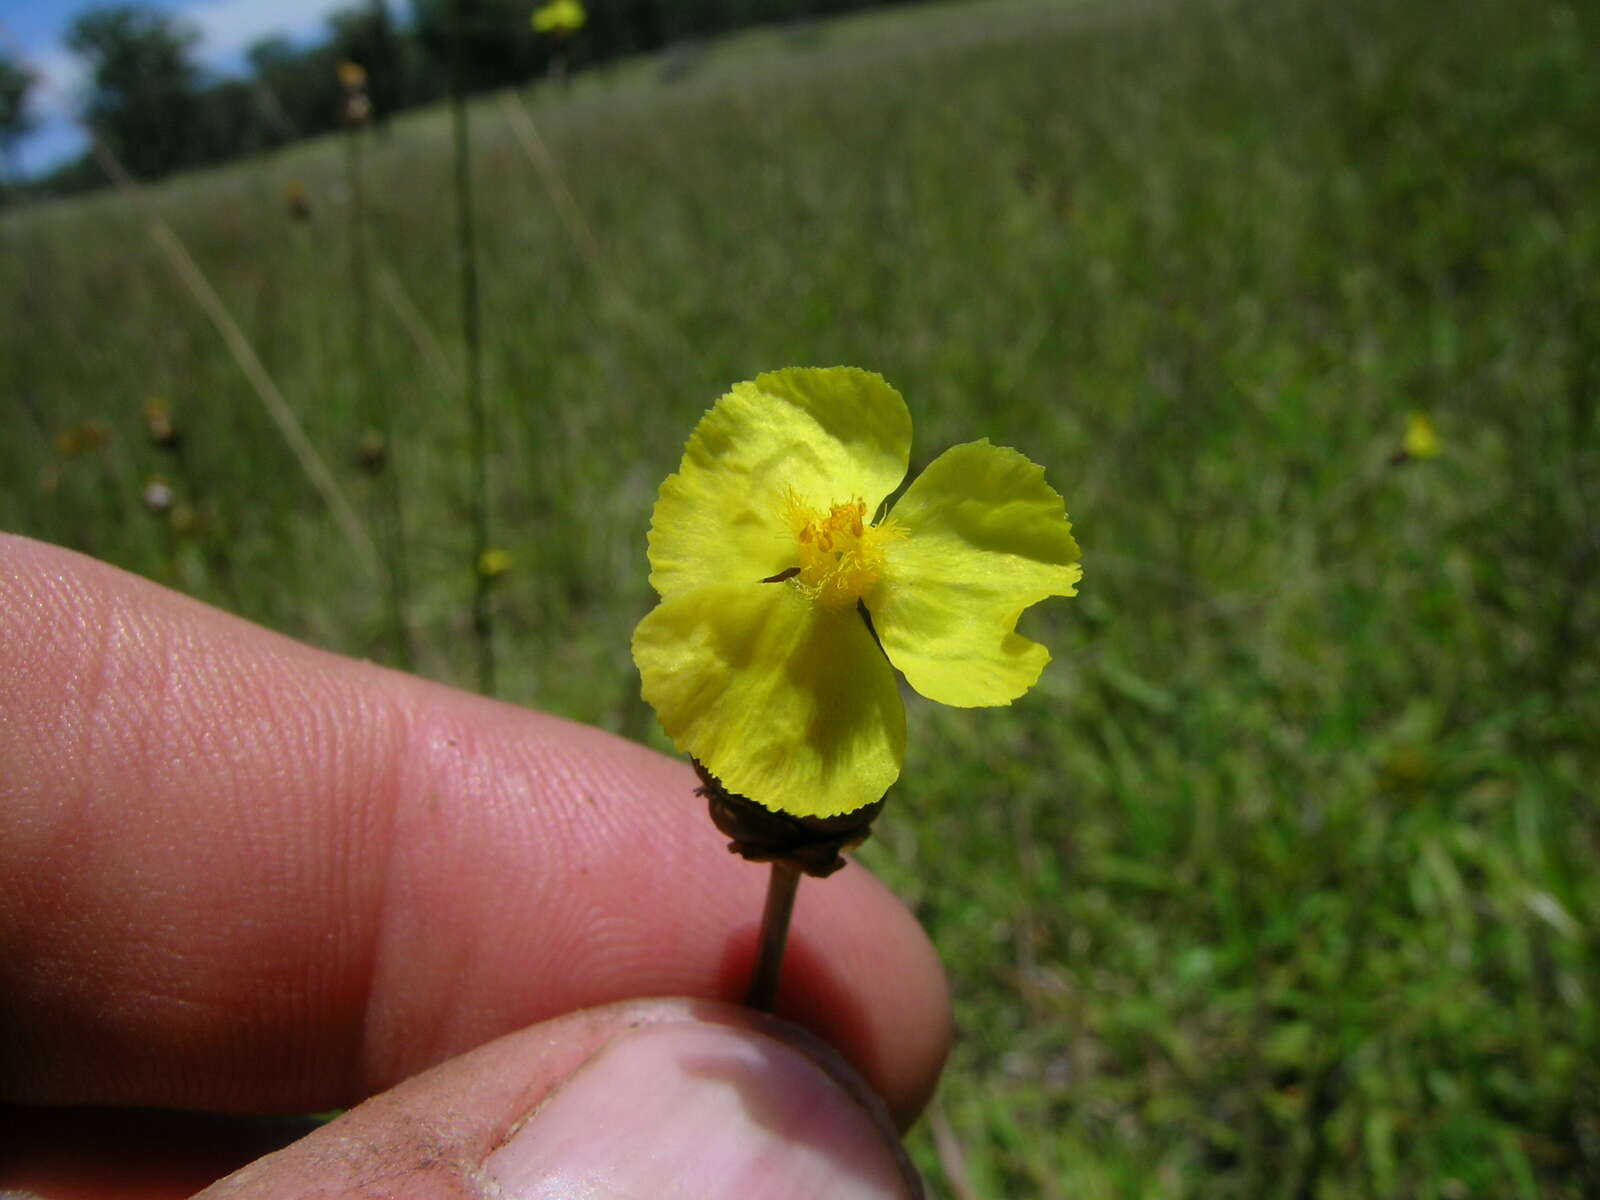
[18,44,85,137]
[24,44,85,106]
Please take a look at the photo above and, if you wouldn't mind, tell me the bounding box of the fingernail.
[483,1021,920,1199]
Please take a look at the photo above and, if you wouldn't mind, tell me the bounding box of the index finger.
[0,534,949,1127]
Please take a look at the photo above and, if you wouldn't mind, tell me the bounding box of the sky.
[0,0,356,175]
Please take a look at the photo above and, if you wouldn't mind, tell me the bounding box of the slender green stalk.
[347,117,414,670]
[450,0,495,695]
[745,861,801,1013]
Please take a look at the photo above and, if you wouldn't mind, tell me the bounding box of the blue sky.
[0,0,354,174]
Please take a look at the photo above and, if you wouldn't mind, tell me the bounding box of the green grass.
[4,0,1598,1193]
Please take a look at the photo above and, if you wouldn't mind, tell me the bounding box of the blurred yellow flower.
[1404,412,1440,460]
[532,0,586,35]
[54,420,111,456]
[337,60,368,90]
[478,547,513,578]
[632,367,1082,818]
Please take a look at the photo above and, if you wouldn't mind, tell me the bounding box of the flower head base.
[633,368,1081,818]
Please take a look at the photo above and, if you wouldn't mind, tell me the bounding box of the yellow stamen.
[781,491,904,612]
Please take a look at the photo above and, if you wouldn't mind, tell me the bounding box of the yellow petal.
[1404,412,1440,459]
[871,440,1081,707]
[647,368,911,599]
[632,580,904,817]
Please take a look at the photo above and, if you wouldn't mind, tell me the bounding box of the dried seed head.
[693,759,882,878]
[144,397,180,449]
[343,92,372,127]
[354,428,387,473]
[285,179,312,221]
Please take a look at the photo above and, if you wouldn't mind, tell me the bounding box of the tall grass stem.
[378,267,460,391]
[346,121,415,669]
[450,0,495,696]
[149,216,380,577]
[498,90,603,272]
[146,216,380,577]
[9,37,385,578]
[71,134,381,577]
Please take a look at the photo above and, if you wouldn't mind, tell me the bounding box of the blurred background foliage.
[3,0,1598,1194]
[0,0,923,198]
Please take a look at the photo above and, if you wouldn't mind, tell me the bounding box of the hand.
[0,533,950,1198]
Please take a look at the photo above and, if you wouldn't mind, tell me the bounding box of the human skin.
[0,533,951,1197]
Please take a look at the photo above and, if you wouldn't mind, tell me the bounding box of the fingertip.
[202,1000,924,1200]
[0,535,951,1129]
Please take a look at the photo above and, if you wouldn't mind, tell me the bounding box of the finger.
[0,1002,921,1200]
[0,534,949,1126]
[0,1105,318,1200]
[200,1000,923,1200]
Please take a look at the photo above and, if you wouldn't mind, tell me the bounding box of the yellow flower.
[1404,411,1440,460]
[478,547,513,578]
[631,367,1082,818]
[532,0,586,34]
[337,60,367,91]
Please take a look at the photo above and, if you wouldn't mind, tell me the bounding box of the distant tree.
[24,0,913,197]
[411,0,545,91]
[233,37,300,143]
[66,5,203,179]
[248,34,341,139]
[0,54,35,182]
[615,0,666,55]
[658,0,725,42]
[192,78,279,162]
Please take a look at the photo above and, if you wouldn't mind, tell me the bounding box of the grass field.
[4,0,1599,1193]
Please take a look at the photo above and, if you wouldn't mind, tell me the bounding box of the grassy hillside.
[4,0,1598,1194]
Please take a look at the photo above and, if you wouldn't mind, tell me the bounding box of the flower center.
[782,493,904,612]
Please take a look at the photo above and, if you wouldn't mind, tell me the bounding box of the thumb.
[198,998,924,1199]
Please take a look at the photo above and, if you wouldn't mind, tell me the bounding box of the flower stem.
[746,860,802,1013]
